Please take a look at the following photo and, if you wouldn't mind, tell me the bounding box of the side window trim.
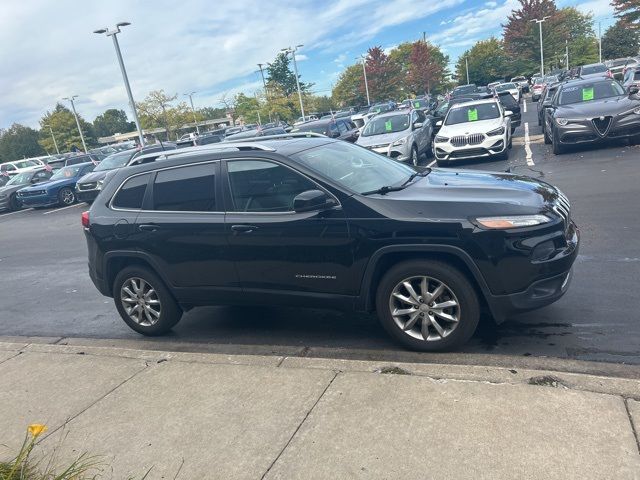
[222,157,340,215]
[109,171,153,212]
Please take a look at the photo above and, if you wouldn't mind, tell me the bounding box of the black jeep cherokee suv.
[83,136,579,351]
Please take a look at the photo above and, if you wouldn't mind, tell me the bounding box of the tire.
[376,260,480,351]
[58,187,75,206]
[8,193,20,211]
[508,135,513,149]
[543,124,551,144]
[411,145,419,166]
[552,127,564,155]
[113,266,182,336]
[537,115,542,126]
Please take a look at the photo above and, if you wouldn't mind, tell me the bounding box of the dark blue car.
[17,162,95,208]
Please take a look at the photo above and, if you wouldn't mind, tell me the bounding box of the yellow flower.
[28,424,48,437]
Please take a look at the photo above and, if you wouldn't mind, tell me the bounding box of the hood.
[77,170,109,184]
[357,129,411,147]
[363,169,560,218]
[0,183,28,196]
[439,117,503,136]
[556,95,636,118]
[20,177,76,192]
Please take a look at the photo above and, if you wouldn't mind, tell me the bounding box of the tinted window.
[1,164,16,172]
[227,160,316,212]
[33,171,52,182]
[634,71,640,81]
[558,81,624,105]
[153,164,216,212]
[337,121,348,134]
[581,64,607,75]
[499,94,517,107]
[112,174,150,210]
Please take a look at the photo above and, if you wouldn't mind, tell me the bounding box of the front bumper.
[76,188,100,202]
[434,135,507,161]
[556,114,640,145]
[367,143,411,161]
[18,192,58,207]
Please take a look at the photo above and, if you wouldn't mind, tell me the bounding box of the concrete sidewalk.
[0,340,639,479]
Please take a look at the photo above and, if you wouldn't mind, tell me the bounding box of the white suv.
[433,99,512,166]
[0,158,46,176]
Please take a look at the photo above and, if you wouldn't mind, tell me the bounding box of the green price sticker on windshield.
[468,108,478,121]
[582,87,594,101]
[385,120,393,131]
[414,101,421,107]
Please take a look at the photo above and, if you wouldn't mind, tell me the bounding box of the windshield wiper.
[401,168,431,187]
[361,185,407,196]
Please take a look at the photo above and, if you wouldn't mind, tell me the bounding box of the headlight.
[391,137,407,146]
[434,135,449,143]
[556,118,569,126]
[96,179,104,190]
[633,106,640,115]
[487,126,505,136]
[475,215,551,229]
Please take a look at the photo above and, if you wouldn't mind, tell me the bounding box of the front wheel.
[376,260,480,351]
[58,187,75,206]
[113,266,183,336]
[411,145,419,166]
[552,126,564,155]
[543,124,551,144]
[9,193,21,211]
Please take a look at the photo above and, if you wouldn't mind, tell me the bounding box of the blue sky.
[0,0,616,128]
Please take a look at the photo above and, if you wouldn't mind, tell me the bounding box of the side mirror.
[436,120,443,127]
[504,110,513,116]
[413,122,424,129]
[293,190,337,213]
[629,86,639,95]
[330,131,340,138]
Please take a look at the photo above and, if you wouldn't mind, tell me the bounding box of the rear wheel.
[58,187,75,206]
[376,260,480,351]
[113,266,182,336]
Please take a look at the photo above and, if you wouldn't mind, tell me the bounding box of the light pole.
[184,92,200,134]
[531,16,550,76]
[598,21,602,63]
[282,45,305,119]
[93,22,145,146]
[565,39,569,70]
[62,96,87,153]
[465,57,470,84]
[43,124,59,155]
[356,55,371,105]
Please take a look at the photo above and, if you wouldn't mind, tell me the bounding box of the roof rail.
[127,142,277,166]
[236,132,327,142]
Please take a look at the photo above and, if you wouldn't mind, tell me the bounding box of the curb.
[1,339,639,400]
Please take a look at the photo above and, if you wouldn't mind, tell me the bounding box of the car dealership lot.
[1,102,640,364]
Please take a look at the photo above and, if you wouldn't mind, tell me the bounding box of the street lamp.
[62,95,87,153]
[281,45,305,119]
[465,56,470,84]
[356,55,371,105]
[184,92,200,134]
[531,16,550,76]
[43,124,60,155]
[93,22,145,146]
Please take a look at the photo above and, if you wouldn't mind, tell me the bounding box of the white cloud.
[574,0,614,19]
[294,54,308,62]
[485,1,497,7]
[0,0,464,128]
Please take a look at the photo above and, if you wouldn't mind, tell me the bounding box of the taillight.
[81,211,90,228]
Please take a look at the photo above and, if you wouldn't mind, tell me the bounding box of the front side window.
[112,173,151,210]
[1,164,16,172]
[227,160,317,212]
[153,164,216,212]
[50,165,83,180]
[337,121,348,134]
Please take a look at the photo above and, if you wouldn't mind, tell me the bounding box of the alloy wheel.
[60,189,75,205]
[120,277,162,326]
[388,275,460,342]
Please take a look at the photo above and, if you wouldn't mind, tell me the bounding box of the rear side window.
[153,164,216,212]
[112,173,150,210]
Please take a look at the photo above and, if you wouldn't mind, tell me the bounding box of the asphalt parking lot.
[1,98,639,365]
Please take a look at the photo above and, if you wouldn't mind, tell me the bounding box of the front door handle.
[138,224,160,232]
[231,224,259,234]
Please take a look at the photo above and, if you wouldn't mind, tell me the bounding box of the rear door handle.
[138,224,160,232]
[231,224,259,234]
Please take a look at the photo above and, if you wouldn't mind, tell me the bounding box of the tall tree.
[364,46,401,102]
[332,64,367,107]
[199,106,227,120]
[406,41,445,96]
[455,38,510,86]
[266,52,312,97]
[136,90,177,138]
[390,41,450,94]
[0,124,45,163]
[39,103,95,153]
[602,19,640,58]
[93,109,134,138]
[234,93,261,123]
[611,0,640,28]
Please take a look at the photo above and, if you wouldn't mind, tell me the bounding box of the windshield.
[94,150,135,171]
[7,172,32,185]
[290,142,414,194]
[445,102,500,125]
[50,165,82,180]
[495,83,516,92]
[368,104,392,114]
[453,85,477,95]
[558,81,624,105]
[534,77,544,85]
[511,76,525,81]
[582,64,607,75]
[13,160,37,169]
[294,124,329,135]
[361,114,409,136]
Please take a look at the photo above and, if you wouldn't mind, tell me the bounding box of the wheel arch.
[357,245,493,317]
[103,251,173,298]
